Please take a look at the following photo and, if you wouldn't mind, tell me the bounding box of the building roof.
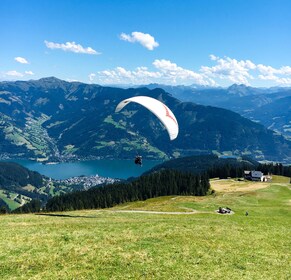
[250,171,263,178]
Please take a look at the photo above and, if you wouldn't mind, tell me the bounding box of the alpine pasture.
[0,176,290,279]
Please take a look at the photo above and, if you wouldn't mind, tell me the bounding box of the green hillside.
[0,176,290,279]
[0,162,101,211]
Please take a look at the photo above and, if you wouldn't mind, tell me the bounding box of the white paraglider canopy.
[115,96,179,140]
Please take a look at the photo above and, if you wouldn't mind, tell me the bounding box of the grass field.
[0,190,21,210]
[0,176,290,279]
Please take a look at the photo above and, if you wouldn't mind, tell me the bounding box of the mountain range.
[142,83,291,140]
[0,77,290,163]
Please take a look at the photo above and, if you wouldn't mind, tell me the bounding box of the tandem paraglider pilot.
[115,96,179,167]
[134,155,142,166]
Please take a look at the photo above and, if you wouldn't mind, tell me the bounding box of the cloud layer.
[202,55,291,86]
[96,59,215,86]
[120,32,159,50]
[4,50,291,87]
[45,41,100,55]
[92,55,291,86]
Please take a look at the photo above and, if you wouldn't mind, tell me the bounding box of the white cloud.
[25,71,34,75]
[88,73,96,82]
[4,70,34,78]
[257,64,291,76]
[256,64,276,75]
[153,59,215,85]
[120,31,159,50]
[6,70,24,77]
[15,57,29,64]
[278,77,291,84]
[201,55,291,86]
[201,55,256,85]
[44,40,100,55]
[97,66,161,84]
[256,64,291,85]
[209,54,218,61]
[260,75,291,85]
[66,78,80,82]
[258,73,291,85]
[280,66,291,75]
[258,74,278,81]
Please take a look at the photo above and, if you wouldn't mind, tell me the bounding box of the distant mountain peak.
[29,77,72,90]
[38,76,62,82]
[227,83,248,90]
[37,76,69,85]
[227,84,254,96]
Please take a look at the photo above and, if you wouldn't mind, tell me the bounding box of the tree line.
[256,162,291,177]
[41,169,210,212]
[207,162,254,179]
[207,160,291,179]
[12,199,41,214]
[148,155,256,179]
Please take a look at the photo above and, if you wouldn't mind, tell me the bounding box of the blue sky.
[1,0,291,87]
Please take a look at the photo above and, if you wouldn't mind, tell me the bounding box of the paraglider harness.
[134,155,142,166]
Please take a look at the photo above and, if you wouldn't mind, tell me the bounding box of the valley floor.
[0,176,290,279]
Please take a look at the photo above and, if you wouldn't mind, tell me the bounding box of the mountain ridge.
[141,83,291,140]
[0,77,290,163]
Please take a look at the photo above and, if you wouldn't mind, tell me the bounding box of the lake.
[3,159,162,180]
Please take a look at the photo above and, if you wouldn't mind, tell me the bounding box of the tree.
[0,206,7,214]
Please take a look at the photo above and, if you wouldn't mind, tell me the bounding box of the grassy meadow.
[0,176,290,279]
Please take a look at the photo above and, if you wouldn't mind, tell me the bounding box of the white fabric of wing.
[115,96,178,140]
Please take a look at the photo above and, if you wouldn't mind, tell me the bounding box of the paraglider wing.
[115,96,178,140]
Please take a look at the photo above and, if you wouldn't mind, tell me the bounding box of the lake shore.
[0,158,163,180]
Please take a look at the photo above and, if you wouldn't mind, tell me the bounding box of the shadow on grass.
[35,213,97,218]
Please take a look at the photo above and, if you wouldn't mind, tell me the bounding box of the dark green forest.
[146,155,256,178]
[0,162,43,189]
[44,170,210,212]
[12,199,42,214]
[257,162,291,177]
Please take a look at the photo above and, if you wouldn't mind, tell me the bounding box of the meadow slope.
[0,176,290,279]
